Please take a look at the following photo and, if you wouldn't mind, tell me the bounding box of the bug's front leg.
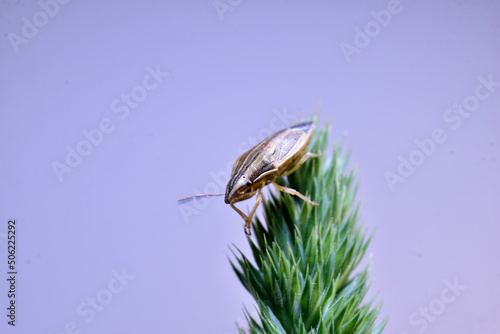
[244,188,263,235]
[229,189,263,236]
[272,181,319,206]
[230,203,248,227]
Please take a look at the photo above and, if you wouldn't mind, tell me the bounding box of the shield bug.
[178,121,321,235]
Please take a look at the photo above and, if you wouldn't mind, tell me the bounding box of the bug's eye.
[246,180,252,187]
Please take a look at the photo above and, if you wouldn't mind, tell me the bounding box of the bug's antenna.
[178,193,225,202]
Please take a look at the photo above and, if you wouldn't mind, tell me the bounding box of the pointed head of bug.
[225,173,255,204]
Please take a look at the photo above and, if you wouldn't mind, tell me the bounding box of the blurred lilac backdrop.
[1,1,499,333]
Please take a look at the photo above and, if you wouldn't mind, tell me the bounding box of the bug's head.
[225,173,255,204]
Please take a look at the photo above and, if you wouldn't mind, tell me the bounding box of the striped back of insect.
[179,121,319,235]
[224,148,274,204]
[271,122,315,174]
[225,122,315,205]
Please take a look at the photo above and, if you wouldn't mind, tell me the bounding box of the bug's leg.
[244,188,263,235]
[230,203,253,236]
[230,203,249,225]
[272,181,319,206]
[282,152,322,176]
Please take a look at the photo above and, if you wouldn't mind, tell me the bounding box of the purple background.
[1,1,499,333]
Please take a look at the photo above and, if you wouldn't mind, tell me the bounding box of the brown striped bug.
[178,121,321,235]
